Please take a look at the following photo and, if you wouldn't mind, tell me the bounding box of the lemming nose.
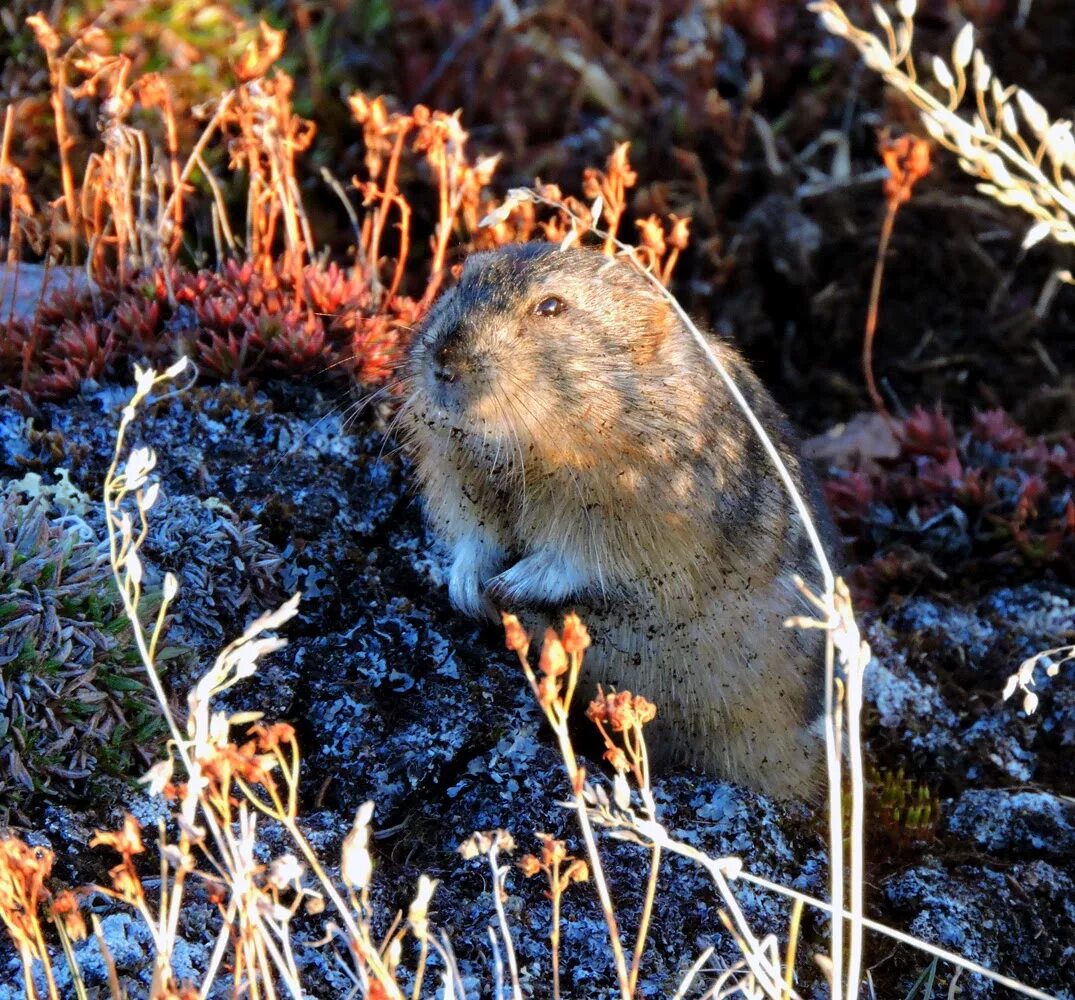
[432,333,472,382]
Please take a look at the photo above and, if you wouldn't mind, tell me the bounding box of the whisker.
[340,376,411,434]
[377,388,422,464]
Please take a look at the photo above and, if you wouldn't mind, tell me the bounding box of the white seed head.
[818,10,849,37]
[1021,220,1053,250]
[861,35,893,72]
[1000,101,1018,136]
[269,853,304,890]
[931,55,954,91]
[921,115,947,142]
[1044,121,1075,162]
[872,4,891,29]
[613,771,632,811]
[479,201,514,229]
[1016,89,1049,138]
[139,758,174,796]
[163,571,179,601]
[123,446,155,490]
[127,551,143,586]
[341,815,373,890]
[408,874,437,940]
[896,0,917,19]
[972,51,991,92]
[134,366,156,400]
[140,482,160,511]
[209,711,231,745]
[984,152,1012,186]
[952,23,974,69]
[165,356,190,379]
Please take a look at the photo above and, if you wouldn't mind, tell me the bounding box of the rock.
[0,263,90,320]
[947,789,1075,859]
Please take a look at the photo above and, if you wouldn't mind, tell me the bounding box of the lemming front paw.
[485,549,591,610]
[448,540,503,621]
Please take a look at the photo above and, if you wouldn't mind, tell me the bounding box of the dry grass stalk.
[479,144,690,287]
[1003,643,1075,715]
[96,361,419,998]
[18,14,318,302]
[347,95,501,308]
[24,15,78,258]
[224,23,316,297]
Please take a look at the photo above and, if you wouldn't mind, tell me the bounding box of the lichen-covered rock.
[946,789,1075,858]
[882,861,1075,1000]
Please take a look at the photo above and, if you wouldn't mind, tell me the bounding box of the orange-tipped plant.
[864,133,931,417]
[518,835,589,1000]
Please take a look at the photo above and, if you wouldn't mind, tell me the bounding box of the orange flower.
[501,612,529,654]
[880,133,932,206]
[561,614,591,654]
[91,815,144,857]
[538,631,568,677]
[50,890,87,941]
[233,20,286,83]
[249,721,296,752]
[518,854,542,878]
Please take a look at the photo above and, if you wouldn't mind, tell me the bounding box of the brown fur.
[400,243,839,799]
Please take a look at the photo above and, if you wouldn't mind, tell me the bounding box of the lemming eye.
[534,295,566,317]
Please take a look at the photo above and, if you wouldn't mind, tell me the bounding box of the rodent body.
[402,242,838,799]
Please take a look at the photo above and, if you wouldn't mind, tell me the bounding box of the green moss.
[847,765,941,853]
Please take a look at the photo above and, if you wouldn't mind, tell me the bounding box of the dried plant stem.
[488,843,523,1000]
[864,198,897,417]
[159,91,235,251]
[411,937,430,1000]
[367,127,412,300]
[54,920,88,1000]
[783,897,804,999]
[422,145,453,309]
[49,57,77,258]
[628,843,661,995]
[812,2,1074,248]
[844,617,868,998]
[91,916,123,1000]
[550,875,563,1000]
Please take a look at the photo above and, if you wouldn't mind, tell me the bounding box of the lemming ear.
[634,292,676,365]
